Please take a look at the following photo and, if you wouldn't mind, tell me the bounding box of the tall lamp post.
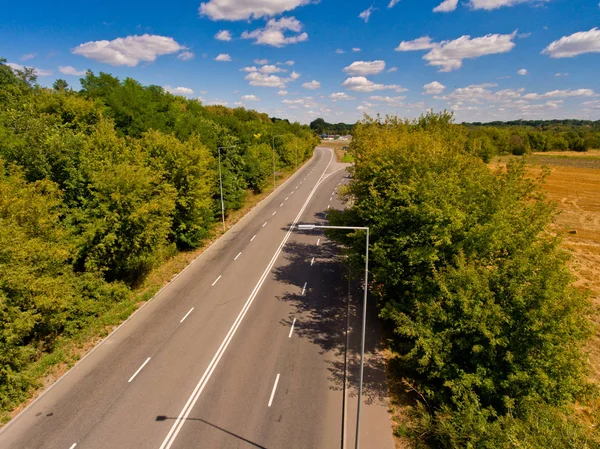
[271,135,278,191]
[217,145,236,232]
[297,224,370,449]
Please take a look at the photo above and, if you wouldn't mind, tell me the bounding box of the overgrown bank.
[0,59,319,422]
[328,113,599,447]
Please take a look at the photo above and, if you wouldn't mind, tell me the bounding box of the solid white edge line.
[302,282,307,296]
[128,357,151,383]
[159,147,334,449]
[211,275,222,286]
[180,307,194,323]
[311,257,314,266]
[234,252,242,261]
[288,318,296,338]
[251,235,256,242]
[268,374,281,407]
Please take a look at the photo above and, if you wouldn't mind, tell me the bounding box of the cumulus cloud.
[369,95,405,104]
[215,30,232,41]
[241,16,308,47]
[290,71,301,80]
[245,71,287,88]
[72,34,185,66]
[359,6,376,23]
[6,62,52,76]
[343,60,386,75]
[522,89,595,100]
[352,47,361,52]
[302,80,321,90]
[199,0,313,20]
[20,53,37,61]
[396,31,517,72]
[177,51,195,61]
[517,68,527,75]
[278,90,288,95]
[542,28,600,58]
[433,0,458,12]
[335,49,345,54]
[388,0,401,7]
[469,0,551,10]
[342,76,403,92]
[164,86,194,95]
[254,58,269,64]
[423,81,446,94]
[387,67,398,72]
[260,64,287,73]
[241,94,260,101]
[555,72,569,77]
[215,53,232,61]
[329,92,356,101]
[59,66,86,76]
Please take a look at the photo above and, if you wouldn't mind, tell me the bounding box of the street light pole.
[296,224,370,449]
[217,145,236,232]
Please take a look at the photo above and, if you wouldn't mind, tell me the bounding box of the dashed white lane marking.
[291,191,295,195]
[302,282,307,296]
[263,222,268,227]
[272,211,277,216]
[128,357,151,383]
[285,197,289,201]
[268,374,280,407]
[69,444,77,449]
[317,238,320,246]
[280,203,284,207]
[180,308,194,323]
[234,252,242,261]
[311,257,315,266]
[288,318,297,338]
[328,204,331,209]
[251,235,256,242]
[212,275,222,286]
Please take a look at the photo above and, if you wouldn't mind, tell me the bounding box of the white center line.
[291,191,295,195]
[128,357,151,383]
[288,318,297,338]
[285,197,289,201]
[317,238,320,246]
[212,275,222,286]
[250,235,256,242]
[328,204,331,209]
[311,257,315,266]
[280,203,284,207]
[302,282,307,296]
[263,222,268,227]
[268,374,281,407]
[272,211,277,216]
[234,252,242,261]
[69,444,77,449]
[330,197,333,201]
[180,307,194,323]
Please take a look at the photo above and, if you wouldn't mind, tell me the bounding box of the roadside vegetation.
[329,113,599,448]
[0,58,318,422]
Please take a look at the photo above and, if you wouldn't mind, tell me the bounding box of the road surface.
[0,147,394,449]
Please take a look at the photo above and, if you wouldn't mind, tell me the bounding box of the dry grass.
[319,139,351,150]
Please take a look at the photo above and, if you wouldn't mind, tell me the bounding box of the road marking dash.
[263,222,268,227]
[280,203,284,207]
[251,235,256,242]
[302,282,307,296]
[69,445,77,449]
[268,374,280,407]
[289,318,297,338]
[285,197,289,201]
[180,307,194,323]
[234,252,242,261]
[128,357,151,383]
[311,257,314,266]
[317,238,320,246]
[212,275,222,286]
[272,211,277,216]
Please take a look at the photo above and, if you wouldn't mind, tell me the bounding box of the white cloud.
[241,66,258,72]
[254,58,269,64]
[215,53,232,61]
[241,17,308,47]
[241,94,260,101]
[555,72,569,77]
[20,53,37,61]
[72,34,184,66]
[423,81,446,94]
[433,0,458,12]
[336,49,345,54]
[369,95,405,104]
[199,0,313,20]
[215,30,232,41]
[397,31,517,72]
[164,86,194,95]
[396,36,437,51]
[178,51,195,61]
[281,60,295,65]
[387,67,398,72]
[352,47,361,52]
[59,65,86,76]
[6,62,52,76]
[583,100,600,109]
[542,28,600,58]
[359,6,376,22]
[278,90,288,96]
[302,80,321,90]
[388,0,401,7]
[290,71,301,80]
[523,89,595,100]
[329,92,356,101]
[517,68,527,75]
[260,64,287,73]
[469,0,551,10]
[245,71,287,88]
[343,60,386,75]
[342,76,402,92]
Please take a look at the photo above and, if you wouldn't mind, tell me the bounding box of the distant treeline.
[309,118,353,135]
[464,119,600,128]
[0,58,318,415]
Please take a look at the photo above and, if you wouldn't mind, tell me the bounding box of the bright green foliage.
[330,113,596,446]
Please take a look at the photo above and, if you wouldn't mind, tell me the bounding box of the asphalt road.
[0,147,394,449]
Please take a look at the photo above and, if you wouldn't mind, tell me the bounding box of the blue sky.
[2,0,600,123]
